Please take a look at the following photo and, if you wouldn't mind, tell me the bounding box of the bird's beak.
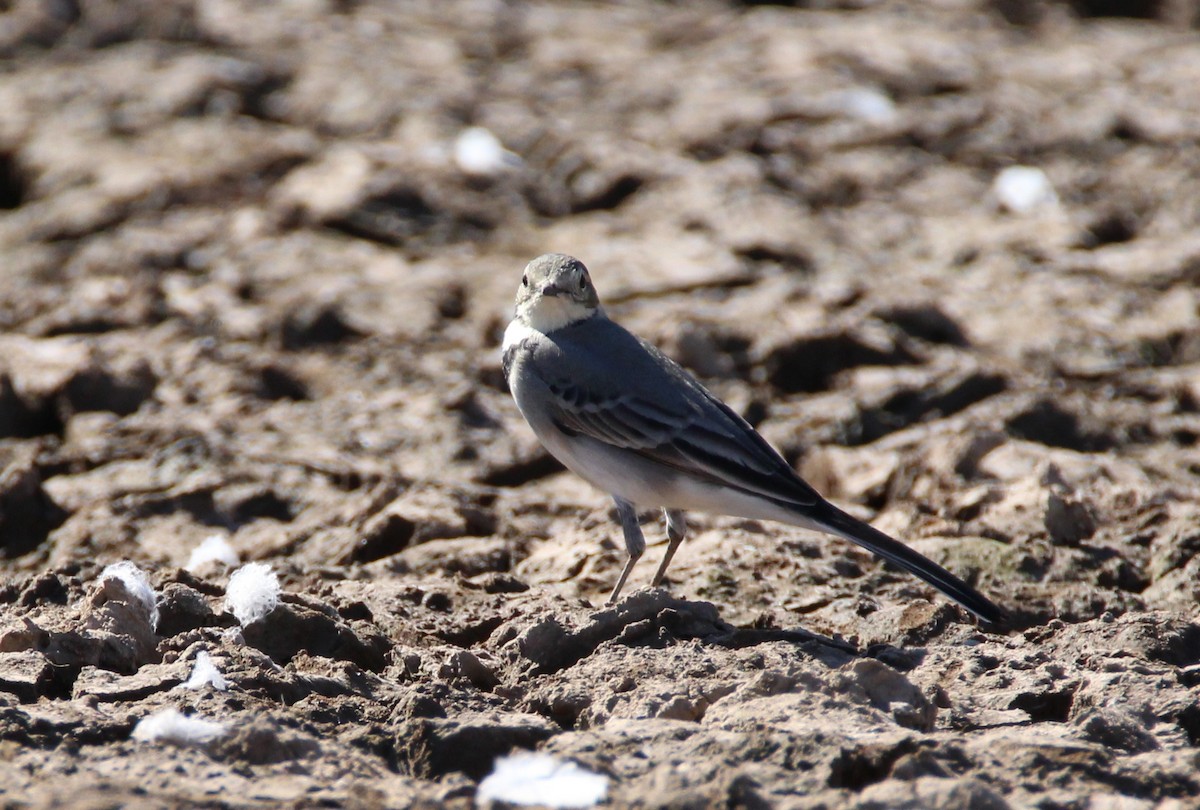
[540,283,565,297]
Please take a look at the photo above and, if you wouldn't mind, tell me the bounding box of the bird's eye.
[579,275,589,291]
[521,275,528,288]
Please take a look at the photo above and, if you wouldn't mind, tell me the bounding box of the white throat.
[521,296,598,335]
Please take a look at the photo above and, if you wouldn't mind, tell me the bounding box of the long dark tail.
[804,500,1007,627]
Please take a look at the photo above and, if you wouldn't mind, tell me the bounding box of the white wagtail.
[502,253,1005,626]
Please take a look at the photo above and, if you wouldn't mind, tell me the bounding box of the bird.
[501,253,1005,626]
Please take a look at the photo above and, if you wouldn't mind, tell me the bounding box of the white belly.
[504,328,823,530]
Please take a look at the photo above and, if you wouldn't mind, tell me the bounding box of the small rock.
[393,711,557,779]
[1072,707,1159,753]
[17,571,71,607]
[0,444,68,557]
[240,598,391,671]
[839,658,936,732]
[446,650,499,691]
[280,300,364,350]
[271,146,373,224]
[72,661,185,702]
[851,776,1011,809]
[655,696,704,722]
[1045,489,1098,546]
[468,572,530,594]
[393,689,447,720]
[81,567,160,673]
[210,719,321,765]
[0,651,59,702]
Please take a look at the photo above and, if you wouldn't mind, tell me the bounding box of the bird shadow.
[597,588,944,672]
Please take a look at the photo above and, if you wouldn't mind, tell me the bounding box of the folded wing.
[542,373,821,509]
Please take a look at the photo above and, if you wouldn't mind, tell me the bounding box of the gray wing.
[521,317,1008,626]
[528,318,820,509]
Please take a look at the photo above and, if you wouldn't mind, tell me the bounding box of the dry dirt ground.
[2,1,1200,807]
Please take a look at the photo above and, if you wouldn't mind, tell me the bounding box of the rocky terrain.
[1,0,1198,807]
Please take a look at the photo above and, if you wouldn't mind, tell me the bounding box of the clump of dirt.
[1,1,1198,807]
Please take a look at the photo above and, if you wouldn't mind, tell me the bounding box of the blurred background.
[2,2,1200,807]
[1,0,1199,618]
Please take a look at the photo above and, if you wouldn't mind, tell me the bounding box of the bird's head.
[514,253,602,333]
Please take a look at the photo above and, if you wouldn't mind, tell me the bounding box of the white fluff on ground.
[224,562,280,627]
[454,127,521,176]
[99,561,159,630]
[832,87,897,124]
[476,752,608,808]
[186,534,240,572]
[179,650,228,691]
[132,708,226,746]
[993,165,1058,214]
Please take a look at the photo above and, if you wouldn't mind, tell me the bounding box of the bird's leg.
[651,509,688,588]
[607,497,645,604]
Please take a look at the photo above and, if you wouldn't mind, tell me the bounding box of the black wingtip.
[967,597,1010,632]
[804,501,1008,629]
[978,607,1010,633]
